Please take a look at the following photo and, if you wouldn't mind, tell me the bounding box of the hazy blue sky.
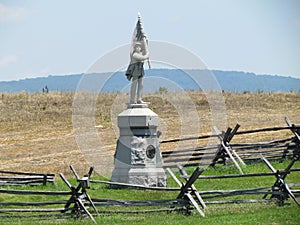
[1,0,300,81]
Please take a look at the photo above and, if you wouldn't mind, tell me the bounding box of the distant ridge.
[0,69,299,93]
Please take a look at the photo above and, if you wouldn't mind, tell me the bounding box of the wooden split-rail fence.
[190,154,300,207]
[0,165,204,223]
[0,166,99,223]
[90,152,300,219]
[0,117,299,223]
[0,170,54,186]
[161,117,300,169]
[0,155,299,223]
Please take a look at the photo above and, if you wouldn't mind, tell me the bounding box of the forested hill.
[1,69,299,93]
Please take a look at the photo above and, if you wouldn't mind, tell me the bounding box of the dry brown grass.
[0,91,299,176]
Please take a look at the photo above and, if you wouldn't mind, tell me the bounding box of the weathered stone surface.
[118,107,159,128]
[110,104,167,187]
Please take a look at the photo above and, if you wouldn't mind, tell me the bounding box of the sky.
[0,0,300,81]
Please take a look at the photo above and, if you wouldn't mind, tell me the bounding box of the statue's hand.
[141,33,147,40]
[126,74,132,81]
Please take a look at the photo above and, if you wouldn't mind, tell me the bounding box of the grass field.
[0,161,299,225]
[0,91,299,224]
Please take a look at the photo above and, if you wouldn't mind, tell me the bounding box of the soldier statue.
[125,14,150,104]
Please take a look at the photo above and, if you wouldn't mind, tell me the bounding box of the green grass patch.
[0,160,299,224]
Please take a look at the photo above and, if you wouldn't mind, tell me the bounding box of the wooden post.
[177,163,206,209]
[167,167,205,217]
[42,174,47,185]
[285,117,300,143]
[212,125,244,174]
[261,155,300,206]
[285,117,300,159]
[60,166,98,223]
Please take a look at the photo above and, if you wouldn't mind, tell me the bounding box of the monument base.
[111,167,167,187]
[110,104,167,188]
[128,167,167,187]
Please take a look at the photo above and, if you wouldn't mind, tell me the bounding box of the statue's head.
[134,42,142,53]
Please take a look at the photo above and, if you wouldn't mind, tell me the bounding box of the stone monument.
[110,14,167,187]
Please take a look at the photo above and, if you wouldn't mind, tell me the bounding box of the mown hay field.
[0,91,299,176]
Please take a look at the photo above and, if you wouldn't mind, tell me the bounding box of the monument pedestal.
[110,103,167,187]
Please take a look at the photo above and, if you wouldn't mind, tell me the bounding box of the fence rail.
[161,120,300,168]
[0,170,54,186]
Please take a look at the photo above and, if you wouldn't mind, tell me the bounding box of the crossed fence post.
[261,155,300,206]
[176,164,206,209]
[60,165,98,223]
[167,166,205,217]
[285,117,300,158]
[212,124,245,174]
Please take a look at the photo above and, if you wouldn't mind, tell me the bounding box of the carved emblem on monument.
[131,136,146,165]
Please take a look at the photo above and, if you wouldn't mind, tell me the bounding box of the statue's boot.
[130,78,138,104]
[137,77,144,104]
